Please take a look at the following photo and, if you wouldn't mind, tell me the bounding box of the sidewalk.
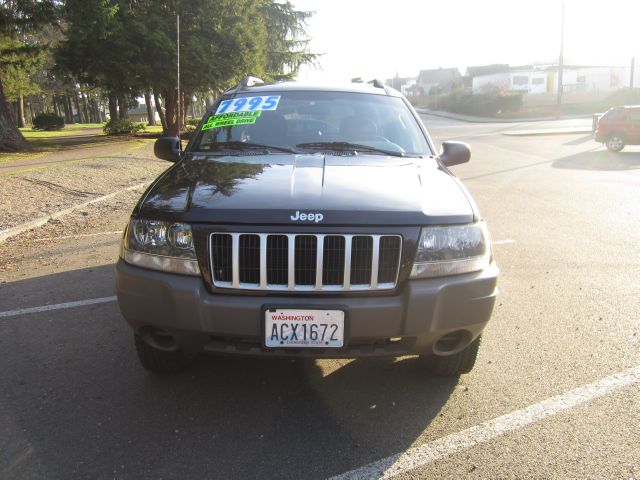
[0,138,151,175]
[416,108,593,124]
[501,127,593,136]
[417,108,594,136]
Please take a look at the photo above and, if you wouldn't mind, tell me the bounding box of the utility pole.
[631,57,635,89]
[556,0,564,108]
[177,14,181,145]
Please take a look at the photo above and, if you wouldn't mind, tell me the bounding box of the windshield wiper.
[296,141,405,157]
[207,141,297,154]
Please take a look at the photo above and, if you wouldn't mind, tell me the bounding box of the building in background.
[416,68,462,95]
[470,65,633,95]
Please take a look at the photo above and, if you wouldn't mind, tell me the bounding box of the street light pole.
[631,57,635,89]
[556,0,564,109]
[177,13,181,147]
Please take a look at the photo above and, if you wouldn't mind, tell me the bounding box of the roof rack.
[223,75,265,95]
[240,75,265,88]
[368,78,389,94]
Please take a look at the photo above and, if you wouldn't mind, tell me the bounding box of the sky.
[291,0,637,82]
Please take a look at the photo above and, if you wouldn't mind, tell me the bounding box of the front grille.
[209,233,402,291]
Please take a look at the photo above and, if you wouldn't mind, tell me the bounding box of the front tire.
[134,334,196,374]
[426,335,481,376]
[605,135,625,152]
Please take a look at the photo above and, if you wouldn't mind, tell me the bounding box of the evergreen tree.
[0,0,59,151]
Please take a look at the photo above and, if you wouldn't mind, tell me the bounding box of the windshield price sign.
[215,95,281,114]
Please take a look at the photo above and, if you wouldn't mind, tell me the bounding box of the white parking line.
[329,364,640,480]
[0,183,147,243]
[0,296,117,318]
[32,231,122,242]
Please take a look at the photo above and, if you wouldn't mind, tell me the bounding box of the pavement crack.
[19,177,99,198]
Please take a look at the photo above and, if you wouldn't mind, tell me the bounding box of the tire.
[134,334,196,374]
[605,135,625,152]
[426,335,481,376]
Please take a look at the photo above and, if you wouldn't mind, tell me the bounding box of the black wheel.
[426,335,481,376]
[134,334,196,374]
[605,135,625,152]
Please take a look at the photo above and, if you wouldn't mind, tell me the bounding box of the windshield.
[191,90,432,156]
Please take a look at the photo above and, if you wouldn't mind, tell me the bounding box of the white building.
[472,69,548,94]
[471,65,634,95]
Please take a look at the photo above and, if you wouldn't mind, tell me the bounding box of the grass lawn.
[1,122,167,164]
[141,125,164,134]
[19,123,106,139]
[0,151,46,164]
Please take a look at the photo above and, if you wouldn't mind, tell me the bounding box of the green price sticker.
[201,111,262,131]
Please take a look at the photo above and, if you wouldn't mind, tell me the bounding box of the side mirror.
[154,137,181,162]
[439,141,470,167]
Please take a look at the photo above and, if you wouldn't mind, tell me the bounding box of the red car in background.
[594,105,640,151]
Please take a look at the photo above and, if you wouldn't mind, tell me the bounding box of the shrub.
[32,112,65,131]
[433,93,524,117]
[103,119,145,135]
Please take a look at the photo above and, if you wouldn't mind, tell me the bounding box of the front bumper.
[115,259,499,358]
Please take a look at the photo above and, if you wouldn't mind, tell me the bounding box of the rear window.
[192,90,432,156]
[602,108,625,120]
[626,109,640,121]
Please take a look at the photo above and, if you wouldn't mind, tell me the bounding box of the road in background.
[1,115,638,479]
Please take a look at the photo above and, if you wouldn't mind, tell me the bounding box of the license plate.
[264,309,345,348]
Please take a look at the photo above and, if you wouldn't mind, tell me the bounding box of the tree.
[57,0,316,136]
[1,36,43,127]
[260,1,316,81]
[56,0,138,121]
[0,0,58,151]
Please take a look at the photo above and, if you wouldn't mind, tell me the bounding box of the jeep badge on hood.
[291,211,323,223]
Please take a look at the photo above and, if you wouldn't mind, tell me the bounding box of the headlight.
[410,223,491,279]
[121,218,200,276]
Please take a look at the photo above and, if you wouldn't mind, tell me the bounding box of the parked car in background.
[594,105,640,151]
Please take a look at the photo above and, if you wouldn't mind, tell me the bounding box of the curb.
[0,183,148,243]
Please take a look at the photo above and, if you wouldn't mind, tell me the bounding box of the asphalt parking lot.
[1,115,639,479]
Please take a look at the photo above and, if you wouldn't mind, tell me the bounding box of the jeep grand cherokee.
[115,78,499,376]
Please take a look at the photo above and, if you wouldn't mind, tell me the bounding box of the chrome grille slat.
[287,234,295,291]
[315,234,325,289]
[231,233,240,288]
[342,235,352,291]
[259,233,268,289]
[209,233,402,292]
[370,235,380,289]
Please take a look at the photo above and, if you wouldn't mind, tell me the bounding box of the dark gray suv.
[115,78,499,376]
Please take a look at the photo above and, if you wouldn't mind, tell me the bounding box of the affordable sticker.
[201,111,262,130]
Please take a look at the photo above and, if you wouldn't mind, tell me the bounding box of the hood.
[138,154,476,225]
